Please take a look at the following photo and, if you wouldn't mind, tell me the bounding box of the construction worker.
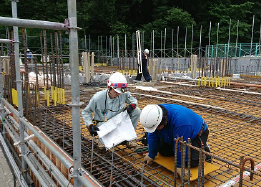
[82,72,141,148]
[140,104,211,174]
[135,49,152,82]
[26,49,32,62]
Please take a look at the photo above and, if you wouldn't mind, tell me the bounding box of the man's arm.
[82,97,96,127]
[125,92,138,105]
[147,132,159,159]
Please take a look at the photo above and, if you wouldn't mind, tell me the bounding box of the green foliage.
[0,0,260,51]
[209,2,254,44]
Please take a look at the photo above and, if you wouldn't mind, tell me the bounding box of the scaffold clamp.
[14,132,42,146]
[69,168,85,178]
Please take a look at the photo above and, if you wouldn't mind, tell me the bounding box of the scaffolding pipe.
[2,121,50,187]
[0,16,68,30]
[1,98,73,169]
[11,0,28,181]
[0,133,28,187]
[0,39,13,43]
[67,0,82,187]
[2,99,101,187]
[0,56,4,124]
[6,114,73,187]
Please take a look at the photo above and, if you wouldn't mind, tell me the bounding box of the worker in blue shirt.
[82,72,141,148]
[140,104,211,172]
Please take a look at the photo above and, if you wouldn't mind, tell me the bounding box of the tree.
[209,2,254,44]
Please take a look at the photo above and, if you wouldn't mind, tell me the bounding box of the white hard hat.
[144,49,149,54]
[27,49,30,52]
[140,104,163,133]
[107,72,128,93]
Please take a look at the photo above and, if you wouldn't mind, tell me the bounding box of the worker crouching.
[140,104,211,176]
[82,72,141,149]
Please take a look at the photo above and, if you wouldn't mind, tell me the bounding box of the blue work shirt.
[82,89,137,127]
[147,104,207,167]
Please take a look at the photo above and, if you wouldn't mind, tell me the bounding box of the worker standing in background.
[135,49,152,82]
[140,104,211,175]
[26,48,32,62]
[82,72,141,148]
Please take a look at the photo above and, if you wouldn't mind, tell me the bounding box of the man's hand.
[176,168,192,179]
[126,104,136,114]
[88,124,99,136]
[144,155,153,164]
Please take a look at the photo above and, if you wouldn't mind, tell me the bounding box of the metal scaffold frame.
[0,0,100,186]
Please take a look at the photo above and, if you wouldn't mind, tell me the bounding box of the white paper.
[136,86,158,91]
[97,111,137,149]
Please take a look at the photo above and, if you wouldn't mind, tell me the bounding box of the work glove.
[176,167,192,179]
[144,155,153,164]
[88,124,99,136]
[126,104,136,114]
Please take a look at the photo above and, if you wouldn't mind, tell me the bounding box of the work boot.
[126,140,137,148]
[205,143,212,163]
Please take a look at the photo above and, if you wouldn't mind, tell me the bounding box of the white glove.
[144,155,153,164]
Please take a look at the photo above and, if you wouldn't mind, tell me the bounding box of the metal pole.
[106,36,107,58]
[0,16,68,30]
[160,30,162,58]
[84,35,87,51]
[235,20,239,58]
[177,26,179,58]
[89,34,90,52]
[187,139,191,186]
[164,28,166,58]
[101,35,103,55]
[0,58,4,120]
[67,0,81,186]
[97,36,99,52]
[208,22,211,75]
[0,133,28,187]
[113,36,114,58]
[109,144,114,187]
[250,15,255,56]
[226,19,231,76]
[199,25,202,76]
[172,29,174,57]
[215,23,219,77]
[184,27,187,58]
[259,23,261,73]
[11,0,27,181]
[0,57,6,141]
[152,30,155,58]
[2,98,72,168]
[191,24,193,55]
[3,119,73,187]
[0,39,13,43]
[125,33,128,69]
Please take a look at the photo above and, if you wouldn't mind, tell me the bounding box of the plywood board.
[154,153,219,181]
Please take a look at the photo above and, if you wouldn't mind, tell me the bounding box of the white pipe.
[7,114,73,187]
[2,121,50,187]
[0,133,28,187]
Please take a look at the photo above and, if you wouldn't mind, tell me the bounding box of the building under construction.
[1,1,261,187]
